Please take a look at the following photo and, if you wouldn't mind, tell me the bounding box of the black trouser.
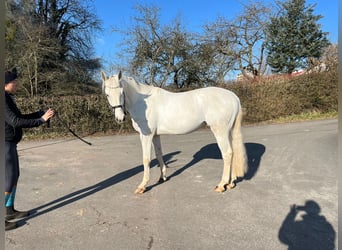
[5,141,19,193]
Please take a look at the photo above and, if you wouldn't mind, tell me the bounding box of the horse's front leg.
[135,134,154,194]
[153,135,168,183]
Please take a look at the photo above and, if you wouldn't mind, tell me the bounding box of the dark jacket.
[5,92,45,143]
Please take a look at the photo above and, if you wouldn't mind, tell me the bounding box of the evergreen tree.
[266,0,330,74]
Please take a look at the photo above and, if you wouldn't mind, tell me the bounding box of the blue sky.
[93,0,338,72]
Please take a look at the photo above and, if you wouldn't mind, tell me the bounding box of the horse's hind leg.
[210,125,233,192]
[153,135,168,183]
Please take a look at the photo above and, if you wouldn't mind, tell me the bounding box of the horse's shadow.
[244,142,266,180]
[167,142,265,181]
[16,151,181,227]
[146,142,265,191]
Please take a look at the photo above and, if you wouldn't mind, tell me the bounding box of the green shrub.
[227,70,337,123]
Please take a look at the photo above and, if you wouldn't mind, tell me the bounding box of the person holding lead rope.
[4,70,55,231]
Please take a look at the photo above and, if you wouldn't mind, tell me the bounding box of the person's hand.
[41,108,55,122]
[290,204,297,214]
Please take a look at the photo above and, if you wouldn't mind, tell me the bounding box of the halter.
[111,104,124,110]
[105,84,126,118]
[111,103,125,115]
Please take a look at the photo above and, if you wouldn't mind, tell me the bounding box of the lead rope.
[39,99,92,146]
[53,111,92,146]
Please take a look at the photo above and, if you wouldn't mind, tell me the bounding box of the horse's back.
[156,86,241,117]
[197,86,240,102]
[150,87,240,134]
[160,86,239,102]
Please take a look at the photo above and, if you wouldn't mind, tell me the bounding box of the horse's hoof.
[214,186,225,192]
[227,183,236,189]
[134,187,145,194]
[158,177,167,183]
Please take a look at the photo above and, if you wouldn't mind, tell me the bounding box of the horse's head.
[101,70,126,123]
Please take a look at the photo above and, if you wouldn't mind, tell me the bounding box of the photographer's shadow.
[279,200,335,250]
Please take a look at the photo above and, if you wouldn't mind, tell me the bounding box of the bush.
[227,70,337,123]
[18,95,132,139]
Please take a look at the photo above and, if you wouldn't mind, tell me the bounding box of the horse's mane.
[121,75,155,95]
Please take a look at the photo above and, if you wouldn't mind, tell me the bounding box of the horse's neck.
[122,77,154,108]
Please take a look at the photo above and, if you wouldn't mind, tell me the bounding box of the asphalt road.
[5,119,338,250]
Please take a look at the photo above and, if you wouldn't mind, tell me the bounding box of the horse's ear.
[118,70,122,80]
[101,71,106,81]
[101,71,106,94]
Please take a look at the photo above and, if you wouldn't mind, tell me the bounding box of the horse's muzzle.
[115,116,126,123]
[112,105,126,123]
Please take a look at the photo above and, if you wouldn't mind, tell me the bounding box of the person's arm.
[5,104,44,128]
[278,205,297,245]
[5,95,53,128]
[21,110,45,119]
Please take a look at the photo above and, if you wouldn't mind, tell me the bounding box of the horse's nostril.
[115,116,125,124]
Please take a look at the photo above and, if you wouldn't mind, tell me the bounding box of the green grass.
[263,110,338,124]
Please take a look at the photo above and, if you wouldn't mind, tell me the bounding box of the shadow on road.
[167,142,265,182]
[167,143,222,180]
[244,142,265,180]
[16,151,180,227]
[279,200,335,250]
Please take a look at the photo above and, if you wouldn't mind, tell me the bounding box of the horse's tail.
[231,107,247,178]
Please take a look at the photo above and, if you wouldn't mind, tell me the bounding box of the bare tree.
[202,1,272,81]
[5,0,102,96]
[112,4,163,85]
[113,2,272,86]
[6,2,62,96]
[307,43,337,73]
[201,18,237,83]
[18,18,62,96]
[234,2,271,79]
[113,3,200,88]
[35,0,101,60]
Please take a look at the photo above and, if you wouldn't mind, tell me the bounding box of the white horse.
[101,71,247,194]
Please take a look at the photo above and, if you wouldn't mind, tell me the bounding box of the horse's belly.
[157,123,205,135]
[156,113,205,135]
